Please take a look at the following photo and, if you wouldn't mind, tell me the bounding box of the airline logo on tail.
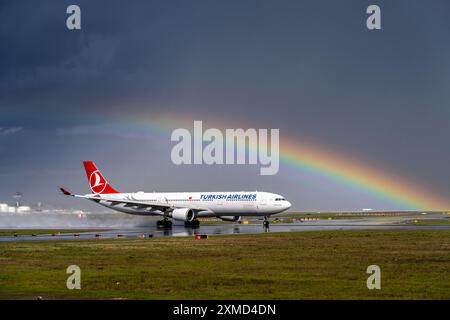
[83,161,119,194]
[89,170,106,194]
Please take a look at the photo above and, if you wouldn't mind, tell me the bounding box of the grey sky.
[1,1,449,210]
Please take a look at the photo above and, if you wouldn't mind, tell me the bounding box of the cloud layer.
[1,1,450,210]
[0,127,23,136]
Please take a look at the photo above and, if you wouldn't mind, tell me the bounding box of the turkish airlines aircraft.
[60,161,291,227]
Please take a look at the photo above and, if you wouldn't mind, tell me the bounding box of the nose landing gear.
[263,216,270,228]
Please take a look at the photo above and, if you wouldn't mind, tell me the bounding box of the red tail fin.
[83,161,119,194]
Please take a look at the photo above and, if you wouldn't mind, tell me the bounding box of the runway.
[1,216,449,242]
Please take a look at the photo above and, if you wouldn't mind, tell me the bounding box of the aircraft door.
[257,195,267,213]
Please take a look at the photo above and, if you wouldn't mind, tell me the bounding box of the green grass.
[0,230,449,300]
[0,229,108,236]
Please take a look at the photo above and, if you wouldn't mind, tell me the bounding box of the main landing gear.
[156,219,201,228]
[184,220,200,228]
[157,219,172,228]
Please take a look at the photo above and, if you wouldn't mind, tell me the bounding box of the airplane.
[60,161,292,227]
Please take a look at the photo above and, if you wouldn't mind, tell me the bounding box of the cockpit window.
[275,198,286,201]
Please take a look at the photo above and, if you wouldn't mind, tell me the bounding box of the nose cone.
[285,201,292,210]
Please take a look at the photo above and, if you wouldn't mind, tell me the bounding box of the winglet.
[60,187,73,196]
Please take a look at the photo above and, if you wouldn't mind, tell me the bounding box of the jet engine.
[219,216,241,222]
[170,208,195,222]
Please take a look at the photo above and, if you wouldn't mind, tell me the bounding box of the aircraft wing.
[59,188,207,212]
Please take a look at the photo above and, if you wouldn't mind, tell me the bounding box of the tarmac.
[1,214,449,242]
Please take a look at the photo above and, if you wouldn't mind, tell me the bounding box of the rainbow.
[114,113,449,210]
[6,111,450,210]
[281,140,448,210]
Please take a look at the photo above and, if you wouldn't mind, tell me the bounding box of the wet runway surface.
[1,217,449,242]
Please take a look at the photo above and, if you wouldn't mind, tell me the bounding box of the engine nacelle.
[171,208,195,222]
[219,216,241,222]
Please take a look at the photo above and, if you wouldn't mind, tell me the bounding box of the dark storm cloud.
[2,0,450,115]
[0,1,180,111]
[0,1,450,209]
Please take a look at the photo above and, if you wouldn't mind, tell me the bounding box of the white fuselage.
[92,191,291,218]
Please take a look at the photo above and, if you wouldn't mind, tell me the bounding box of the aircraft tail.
[83,161,119,194]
